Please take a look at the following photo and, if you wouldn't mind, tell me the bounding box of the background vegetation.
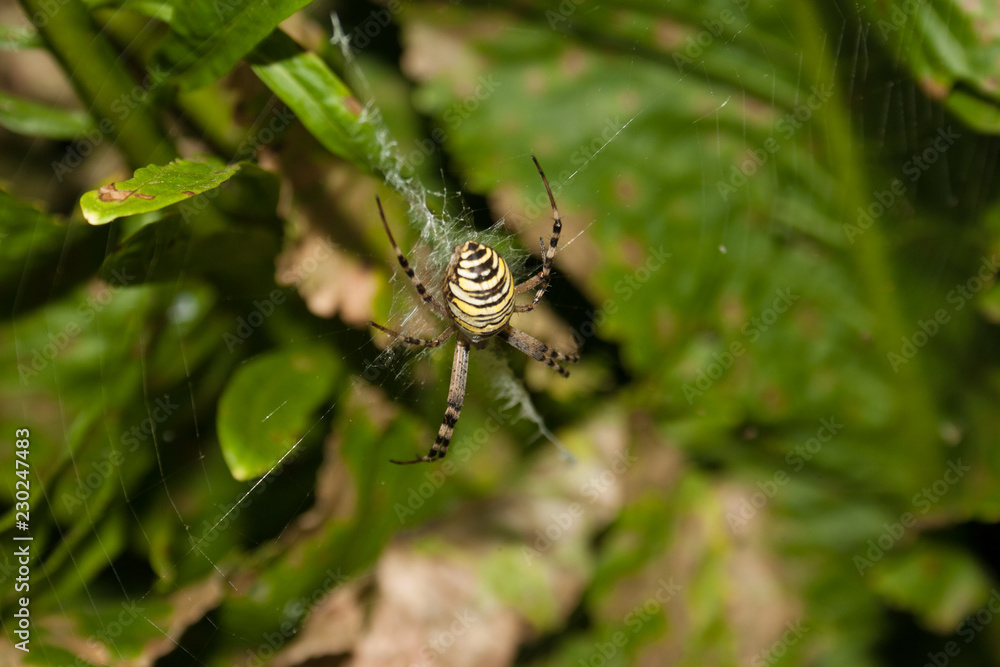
[2,0,1000,665]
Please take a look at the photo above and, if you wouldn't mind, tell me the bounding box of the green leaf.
[249,31,375,167]
[861,0,1000,132]
[34,570,219,663]
[98,216,282,297]
[97,215,190,283]
[219,394,424,635]
[0,189,104,317]
[94,163,283,291]
[115,0,176,24]
[79,157,242,225]
[218,343,341,481]
[0,190,65,284]
[157,0,313,91]
[0,90,94,139]
[870,542,993,633]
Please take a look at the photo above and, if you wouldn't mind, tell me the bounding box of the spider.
[369,156,579,464]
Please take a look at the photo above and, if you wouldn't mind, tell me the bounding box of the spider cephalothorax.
[369,157,579,464]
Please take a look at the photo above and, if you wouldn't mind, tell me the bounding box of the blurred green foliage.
[1,0,1000,665]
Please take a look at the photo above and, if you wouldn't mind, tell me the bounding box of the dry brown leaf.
[349,546,521,667]
[0,639,30,666]
[270,578,369,667]
[400,20,488,89]
[266,413,631,667]
[137,575,226,665]
[276,233,377,326]
[34,574,224,667]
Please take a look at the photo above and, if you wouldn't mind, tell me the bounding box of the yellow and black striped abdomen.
[444,241,515,340]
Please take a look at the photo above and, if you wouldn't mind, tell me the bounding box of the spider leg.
[376,195,446,316]
[514,156,562,312]
[391,338,470,464]
[369,322,455,348]
[499,326,579,378]
[514,238,548,312]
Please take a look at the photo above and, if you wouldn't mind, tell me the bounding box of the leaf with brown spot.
[80,157,243,225]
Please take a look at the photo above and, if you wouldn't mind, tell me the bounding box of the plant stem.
[17,0,176,168]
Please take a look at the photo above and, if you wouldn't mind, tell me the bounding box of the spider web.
[0,6,808,662]
[329,12,583,461]
[2,8,607,661]
[2,1,997,665]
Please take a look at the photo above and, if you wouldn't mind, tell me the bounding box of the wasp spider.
[370,157,579,464]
